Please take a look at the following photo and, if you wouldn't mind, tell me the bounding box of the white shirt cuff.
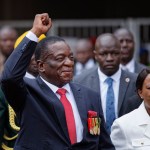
[26,31,38,42]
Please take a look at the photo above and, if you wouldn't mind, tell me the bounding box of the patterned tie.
[105,78,116,134]
[57,88,77,144]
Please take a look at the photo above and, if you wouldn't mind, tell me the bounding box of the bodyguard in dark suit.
[74,67,140,117]
[1,13,114,150]
[74,33,141,132]
[114,28,147,74]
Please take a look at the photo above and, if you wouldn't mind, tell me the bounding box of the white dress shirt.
[75,59,96,76]
[98,68,121,121]
[120,59,135,73]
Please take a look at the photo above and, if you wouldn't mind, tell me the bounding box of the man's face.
[75,40,93,64]
[38,41,74,87]
[114,30,134,64]
[94,36,121,76]
[0,29,17,57]
[28,55,38,77]
[75,49,93,64]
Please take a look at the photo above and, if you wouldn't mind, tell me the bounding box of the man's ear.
[37,60,45,73]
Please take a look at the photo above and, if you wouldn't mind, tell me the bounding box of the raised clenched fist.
[31,13,52,37]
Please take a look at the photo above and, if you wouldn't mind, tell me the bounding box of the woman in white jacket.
[111,68,150,150]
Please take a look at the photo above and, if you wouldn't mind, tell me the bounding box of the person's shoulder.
[135,61,147,68]
[114,106,139,125]
[73,66,98,81]
[24,76,37,87]
[129,94,141,102]
[135,61,148,73]
[111,108,139,139]
[70,82,99,96]
[121,69,138,79]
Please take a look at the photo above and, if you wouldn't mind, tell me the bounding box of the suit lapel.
[90,69,101,94]
[118,70,130,114]
[37,76,70,143]
[70,83,87,137]
[134,61,138,73]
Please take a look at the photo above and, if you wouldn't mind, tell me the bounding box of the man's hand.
[30,13,52,37]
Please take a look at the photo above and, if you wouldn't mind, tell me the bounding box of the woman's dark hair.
[35,36,65,61]
[136,68,150,91]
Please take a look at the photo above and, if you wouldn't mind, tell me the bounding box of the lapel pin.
[125,78,130,82]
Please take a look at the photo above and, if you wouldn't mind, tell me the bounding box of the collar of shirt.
[98,67,121,119]
[97,67,121,83]
[76,59,95,70]
[84,59,95,69]
[40,76,71,94]
[120,58,135,73]
[25,72,36,79]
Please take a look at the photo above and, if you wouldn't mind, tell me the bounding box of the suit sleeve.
[110,120,128,150]
[1,37,37,111]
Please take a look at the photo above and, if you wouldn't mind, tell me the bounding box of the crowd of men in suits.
[0,13,149,150]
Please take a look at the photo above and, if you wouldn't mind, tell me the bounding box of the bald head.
[113,28,135,65]
[76,39,92,50]
[0,26,18,57]
[75,38,94,64]
[95,33,121,51]
[114,28,134,39]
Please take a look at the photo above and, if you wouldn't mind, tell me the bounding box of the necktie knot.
[57,88,67,96]
[105,77,113,86]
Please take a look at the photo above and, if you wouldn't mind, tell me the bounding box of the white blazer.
[110,102,150,150]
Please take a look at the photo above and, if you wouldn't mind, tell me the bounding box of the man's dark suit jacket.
[73,67,141,117]
[123,94,142,114]
[1,37,115,150]
[134,61,147,74]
